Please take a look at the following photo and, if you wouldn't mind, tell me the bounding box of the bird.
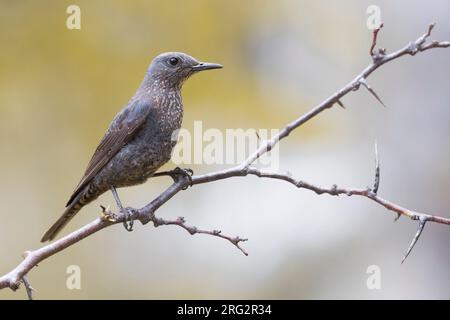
[41,52,222,242]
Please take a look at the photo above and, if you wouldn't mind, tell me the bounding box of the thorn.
[359,78,387,108]
[337,100,346,109]
[373,142,380,194]
[401,217,427,264]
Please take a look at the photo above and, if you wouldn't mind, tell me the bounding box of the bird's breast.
[132,91,184,166]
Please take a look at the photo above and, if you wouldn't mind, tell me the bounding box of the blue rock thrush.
[41,52,222,242]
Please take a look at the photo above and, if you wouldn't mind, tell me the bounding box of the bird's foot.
[170,167,194,189]
[121,207,136,232]
[152,167,194,189]
[100,205,118,223]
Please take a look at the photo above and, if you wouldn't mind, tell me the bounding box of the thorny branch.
[1,23,450,299]
[149,215,248,256]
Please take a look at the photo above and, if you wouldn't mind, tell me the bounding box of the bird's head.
[146,52,222,88]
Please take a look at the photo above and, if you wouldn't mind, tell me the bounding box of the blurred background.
[1,0,450,299]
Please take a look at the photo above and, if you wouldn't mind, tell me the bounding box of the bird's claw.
[122,207,135,232]
[171,167,194,189]
[100,205,118,222]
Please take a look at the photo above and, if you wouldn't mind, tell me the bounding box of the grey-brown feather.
[41,78,183,242]
[41,52,215,242]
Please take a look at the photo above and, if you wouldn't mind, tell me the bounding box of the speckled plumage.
[92,85,183,190]
[41,52,222,242]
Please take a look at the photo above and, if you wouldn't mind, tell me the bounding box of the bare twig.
[373,142,380,195]
[100,201,248,255]
[370,22,384,58]
[149,214,248,256]
[22,276,35,300]
[1,23,449,298]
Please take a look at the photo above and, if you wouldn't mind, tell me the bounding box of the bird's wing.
[66,99,151,206]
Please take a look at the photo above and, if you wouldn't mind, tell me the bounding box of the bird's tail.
[41,186,97,242]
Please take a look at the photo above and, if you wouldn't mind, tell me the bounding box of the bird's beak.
[191,62,223,71]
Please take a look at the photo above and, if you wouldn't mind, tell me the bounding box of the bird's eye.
[169,57,179,66]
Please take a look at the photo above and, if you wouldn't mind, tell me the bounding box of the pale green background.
[1,0,450,299]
